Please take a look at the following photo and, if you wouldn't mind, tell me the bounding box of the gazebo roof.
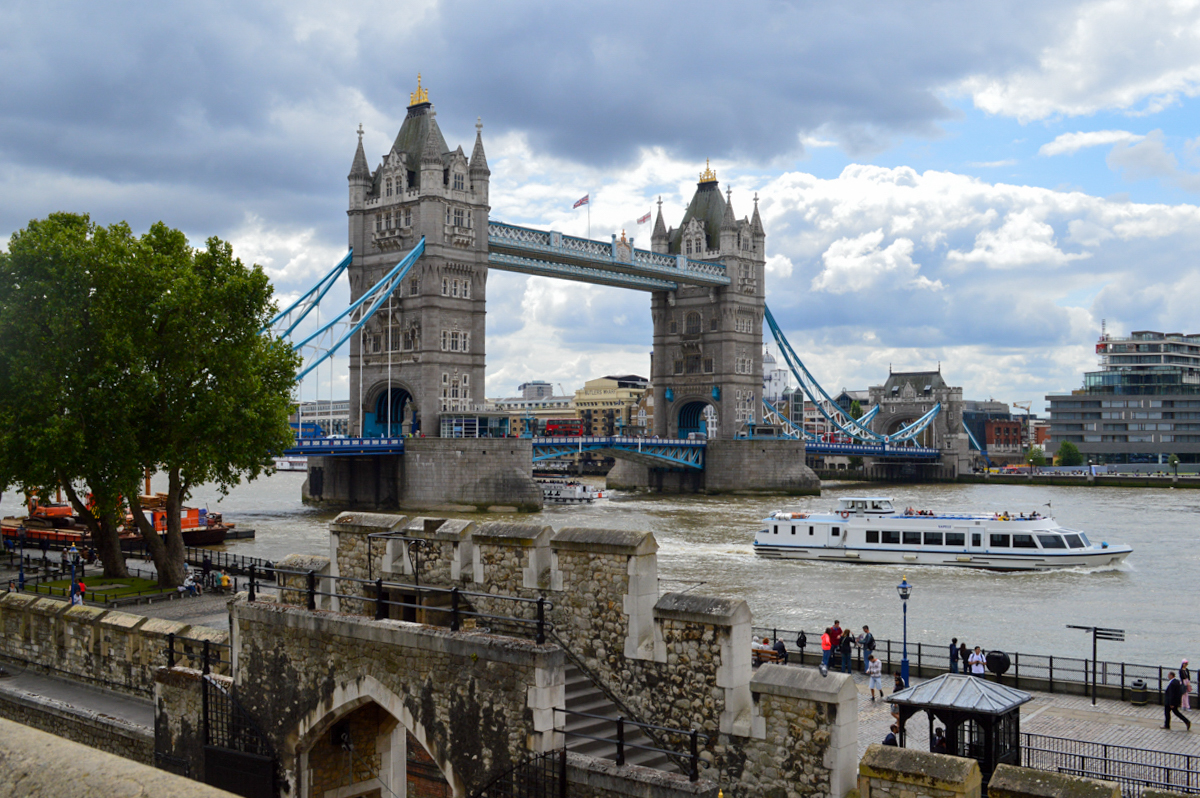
[889,674,1032,715]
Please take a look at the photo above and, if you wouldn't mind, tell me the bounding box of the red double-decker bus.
[543,418,584,437]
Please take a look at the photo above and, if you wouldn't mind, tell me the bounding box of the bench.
[752,648,785,666]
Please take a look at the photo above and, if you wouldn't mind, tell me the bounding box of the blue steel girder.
[532,436,705,469]
[806,442,941,459]
[488,252,677,292]
[261,250,352,338]
[488,221,730,289]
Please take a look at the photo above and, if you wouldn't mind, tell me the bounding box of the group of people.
[177,561,233,597]
[947,638,988,676]
[752,636,790,663]
[817,621,877,676]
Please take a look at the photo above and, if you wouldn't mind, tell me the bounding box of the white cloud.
[947,209,1090,269]
[1106,130,1200,189]
[811,230,942,293]
[1039,130,1144,156]
[958,0,1200,121]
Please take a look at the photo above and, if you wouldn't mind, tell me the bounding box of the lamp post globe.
[896,575,913,687]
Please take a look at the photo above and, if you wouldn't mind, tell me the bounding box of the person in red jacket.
[820,628,833,674]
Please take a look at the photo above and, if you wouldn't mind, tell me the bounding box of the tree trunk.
[61,480,129,578]
[128,493,184,587]
[164,467,188,583]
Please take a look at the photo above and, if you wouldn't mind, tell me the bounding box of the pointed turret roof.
[751,193,765,235]
[390,77,450,188]
[652,197,667,239]
[721,187,737,230]
[348,124,371,181]
[469,118,490,175]
[668,162,726,254]
[421,113,446,167]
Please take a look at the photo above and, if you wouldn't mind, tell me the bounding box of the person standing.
[830,621,843,669]
[959,643,970,674]
[820,627,833,673]
[1164,672,1191,730]
[883,724,899,746]
[949,638,959,674]
[867,655,883,701]
[796,630,807,664]
[839,628,853,674]
[969,646,986,677]
[1181,659,1192,711]
[860,626,875,673]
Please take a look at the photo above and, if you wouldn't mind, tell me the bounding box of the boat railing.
[753,625,1195,702]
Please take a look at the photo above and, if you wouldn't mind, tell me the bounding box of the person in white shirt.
[969,646,986,676]
[866,655,883,701]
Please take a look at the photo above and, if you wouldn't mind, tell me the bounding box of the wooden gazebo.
[889,674,1032,784]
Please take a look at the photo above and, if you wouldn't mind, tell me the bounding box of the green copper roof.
[391,103,449,188]
[669,181,725,254]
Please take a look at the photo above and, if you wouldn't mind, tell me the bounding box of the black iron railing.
[166,633,231,674]
[470,749,566,798]
[203,675,275,757]
[248,566,553,644]
[555,708,708,781]
[755,626,1194,702]
[1021,732,1200,798]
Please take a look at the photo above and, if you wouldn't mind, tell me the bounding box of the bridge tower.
[648,163,765,440]
[346,76,490,438]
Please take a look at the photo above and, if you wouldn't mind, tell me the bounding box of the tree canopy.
[1056,440,1084,466]
[0,213,299,584]
[1025,446,1046,467]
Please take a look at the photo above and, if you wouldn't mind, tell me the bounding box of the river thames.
[4,476,1196,666]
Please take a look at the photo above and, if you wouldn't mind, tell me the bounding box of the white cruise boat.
[273,456,308,472]
[753,497,1131,571]
[538,479,604,504]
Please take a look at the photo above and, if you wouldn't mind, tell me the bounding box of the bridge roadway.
[284,435,940,465]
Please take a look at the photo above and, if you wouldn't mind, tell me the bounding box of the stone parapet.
[0,716,237,798]
[0,684,153,765]
[153,666,211,782]
[987,764,1121,798]
[858,744,981,798]
[703,439,820,495]
[401,437,543,512]
[566,751,718,798]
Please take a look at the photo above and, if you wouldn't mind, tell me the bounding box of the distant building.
[762,347,789,404]
[294,399,350,436]
[985,419,1023,455]
[491,382,574,437]
[1047,329,1200,464]
[574,375,649,436]
[517,381,554,399]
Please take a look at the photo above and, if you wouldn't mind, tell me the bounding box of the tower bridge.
[280,80,963,510]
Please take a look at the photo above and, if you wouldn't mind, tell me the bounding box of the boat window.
[866,530,879,543]
[1064,534,1085,548]
[791,526,796,535]
[809,526,814,535]
[773,525,778,535]
[831,527,840,537]
[1013,534,1037,549]
[972,533,981,547]
[990,534,1010,548]
[1078,533,1092,546]
[903,531,921,545]
[946,532,965,546]
[882,531,900,544]
[924,532,943,545]
[1038,535,1067,549]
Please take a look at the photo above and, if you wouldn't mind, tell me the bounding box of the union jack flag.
[573,194,589,209]
[637,211,651,224]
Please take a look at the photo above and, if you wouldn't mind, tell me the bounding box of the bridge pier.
[303,439,542,512]
[607,439,819,495]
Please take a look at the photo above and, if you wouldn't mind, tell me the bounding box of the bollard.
[307,570,316,610]
[450,587,460,632]
[375,578,385,620]
[202,640,211,675]
[167,633,176,669]
[689,729,699,782]
[536,597,545,644]
[615,716,625,765]
[248,564,256,602]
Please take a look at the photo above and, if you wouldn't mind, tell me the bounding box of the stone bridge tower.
[346,76,490,438]
[648,163,765,440]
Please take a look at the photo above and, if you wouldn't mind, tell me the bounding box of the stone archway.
[677,400,717,439]
[363,382,418,437]
[295,675,461,798]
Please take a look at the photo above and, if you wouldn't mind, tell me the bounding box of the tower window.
[452,279,459,297]
[453,208,465,226]
[453,173,464,191]
[385,211,393,229]
[673,360,684,375]
[711,317,718,331]
[686,312,701,335]
[703,358,714,373]
[403,208,412,226]
[442,278,449,296]
[463,279,471,299]
[375,215,382,232]
[409,278,419,296]
[386,178,393,197]
[669,319,678,334]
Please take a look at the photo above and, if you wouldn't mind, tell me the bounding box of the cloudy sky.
[3,0,1200,411]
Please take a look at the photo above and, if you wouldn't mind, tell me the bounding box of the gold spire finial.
[410,73,429,106]
[620,229,628,243]
[699,159,717,183]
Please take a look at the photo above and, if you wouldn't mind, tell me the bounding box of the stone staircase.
[562,663,678,774]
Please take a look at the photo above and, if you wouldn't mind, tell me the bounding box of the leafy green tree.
[1168,453,1180,477]
[1056,440,1084,466]
[849,400,864,420]
[0,214,299,586]
[1025,446,1046,467]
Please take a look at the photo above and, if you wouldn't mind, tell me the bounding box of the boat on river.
[537,478,604,504]
[753,496,1132,571]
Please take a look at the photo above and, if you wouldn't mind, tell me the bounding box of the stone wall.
[606,441,820,496]
[302,453,404,509]
[228,594,565,798]
[987,764,1121,798]
[401,437,542,512]
[566,752,718,798]
[154,666,221,781]
[0,717,239,798]
[858,744,982,798]
[0,592,229,696]
[0,685,154,765]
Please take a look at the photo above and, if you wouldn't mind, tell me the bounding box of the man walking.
[867,654,883,701]
[860,625,875,673]
[1164,672,1192,730]
[949,638,959,674]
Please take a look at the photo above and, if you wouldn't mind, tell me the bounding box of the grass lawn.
[31,575,163,599]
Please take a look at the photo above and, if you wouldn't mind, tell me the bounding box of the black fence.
[167,633,232,674]
[470,750,566,798]
[1022,732,1200,798]
[755,626,1194,703]
[555,708,707,781]
[249,566,554,644]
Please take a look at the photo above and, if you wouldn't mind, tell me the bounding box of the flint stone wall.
[0,591,228,696]
[228,594,565,798]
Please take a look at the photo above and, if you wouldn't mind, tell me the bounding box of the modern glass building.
[1046,331,1200,464]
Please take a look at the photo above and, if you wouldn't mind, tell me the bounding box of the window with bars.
[453,173,464,190]
[375,215,382,232]
[453,208,465,226]
[686,313,701,335]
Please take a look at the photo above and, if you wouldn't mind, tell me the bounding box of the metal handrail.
[554,707,707,781]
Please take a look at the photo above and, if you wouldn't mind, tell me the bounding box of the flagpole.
[587,195,591,239]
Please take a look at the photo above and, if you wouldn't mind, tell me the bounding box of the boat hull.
[752,542,1131,571]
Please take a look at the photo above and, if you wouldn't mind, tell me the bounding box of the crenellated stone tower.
[346,76,491,438]
[648,162,766,440]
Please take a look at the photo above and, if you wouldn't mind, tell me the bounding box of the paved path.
[0,659,154,729]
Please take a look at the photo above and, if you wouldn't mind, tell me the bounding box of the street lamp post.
[68,544,80,605]
[17,524,26,591]
[897,575,913,687]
